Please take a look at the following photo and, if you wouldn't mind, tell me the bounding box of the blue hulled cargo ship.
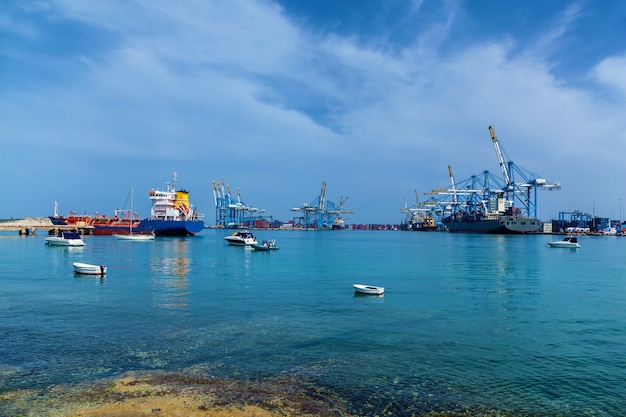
[138,174,204,236]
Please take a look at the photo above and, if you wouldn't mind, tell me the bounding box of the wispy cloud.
[528,1,585,58]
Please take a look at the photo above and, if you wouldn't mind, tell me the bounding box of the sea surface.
[0,229,625,416]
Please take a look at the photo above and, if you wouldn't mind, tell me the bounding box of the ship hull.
[138,219,204,236]
[410,223,438,232]
[49,216,68,226]
[444,219,509,234]
[443,216,543,234]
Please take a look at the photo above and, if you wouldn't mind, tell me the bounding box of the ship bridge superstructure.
[149,172,203,222]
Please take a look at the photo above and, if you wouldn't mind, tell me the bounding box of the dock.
[0,218,94,235]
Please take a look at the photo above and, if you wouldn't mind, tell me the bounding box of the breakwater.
[0,218,94,235]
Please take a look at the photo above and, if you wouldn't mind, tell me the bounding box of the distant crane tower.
[290,181,353,229]
[212,179,266,227]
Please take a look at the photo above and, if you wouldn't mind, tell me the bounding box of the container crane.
[487,125,560,218]
[416,124,559,232]
[213,178,267,227]
[291,181,352,228]
[489,126,511,189]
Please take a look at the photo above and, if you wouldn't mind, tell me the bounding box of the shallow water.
[1,230,625,416]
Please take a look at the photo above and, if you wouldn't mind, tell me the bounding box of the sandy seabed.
[0,371,527,417]
[0,371,360,417]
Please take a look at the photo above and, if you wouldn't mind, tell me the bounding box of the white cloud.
[591,54,626,98]
[2,0,625,222]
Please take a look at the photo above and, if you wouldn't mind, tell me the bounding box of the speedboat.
[353,284,385,295]
[547,236,580,248]
[73,262,107,275]
[224,230,257,246]
[251,239,279,251]
[45,231,85,246]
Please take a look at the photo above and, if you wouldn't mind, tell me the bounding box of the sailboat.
[113,186,155,241]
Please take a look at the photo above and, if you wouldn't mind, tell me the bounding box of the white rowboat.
[73,262,107,275]
[353,284,384,295]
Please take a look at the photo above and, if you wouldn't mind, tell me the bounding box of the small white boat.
[224,230,258,246]
[548,236,580,248]
[112,185,155,241]
[353,284,385,295]
[45,231,85,246]
[251,239,279,251]
[73,262,107,275]
[113,231,155,241]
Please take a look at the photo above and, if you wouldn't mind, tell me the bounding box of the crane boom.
[319,181,327,210]
[489,126,511,187]
[448,165,457,205]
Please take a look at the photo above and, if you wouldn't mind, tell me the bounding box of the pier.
[0,218,94,235]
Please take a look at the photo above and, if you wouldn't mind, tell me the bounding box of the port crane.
[425,169,506,218]
[488,125,560,218]
[291,181,353,229]
[422,126,560,223]
[212,179,267,227]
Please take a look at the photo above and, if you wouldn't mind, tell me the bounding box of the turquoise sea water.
[1,230,625,416]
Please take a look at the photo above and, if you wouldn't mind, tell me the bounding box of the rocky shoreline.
[0,372,356,417]
[0,371,542,417]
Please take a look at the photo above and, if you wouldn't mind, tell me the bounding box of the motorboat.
[73,262,107,275]
[224,230,258,246]
[45,231,85,246]
[547,236,580,248]
[353,284,385,295]
[251,239,279,251]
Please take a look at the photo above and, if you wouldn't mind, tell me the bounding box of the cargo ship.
[137,174,204,236]
[93,212,141,235]
[442,207,543,234]
[405,214,438,231]
[49,202,93,226]
[49,202,143,235]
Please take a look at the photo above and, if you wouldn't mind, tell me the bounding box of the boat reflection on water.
[149,239,190,311]
[353,292,384,302]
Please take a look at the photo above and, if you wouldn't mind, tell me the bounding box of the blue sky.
[2,0,625,224]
